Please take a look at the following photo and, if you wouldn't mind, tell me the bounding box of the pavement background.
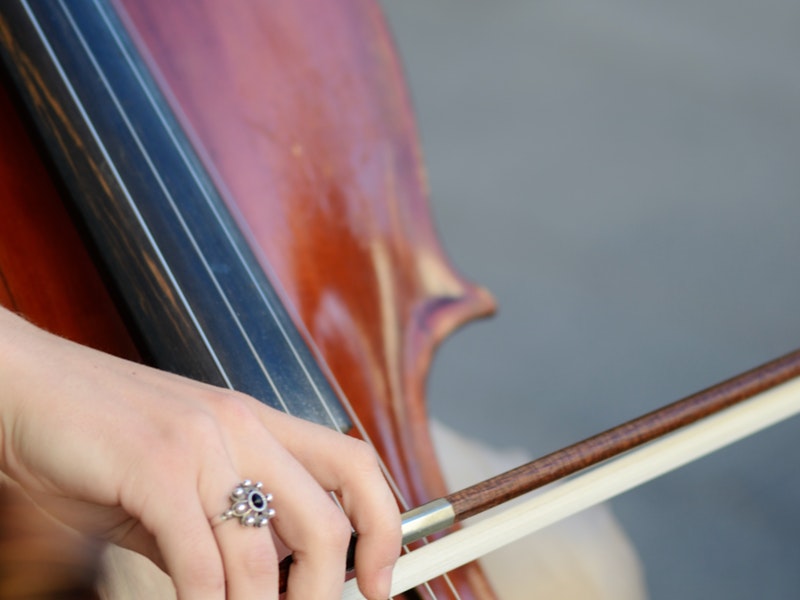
[379,2,800,598]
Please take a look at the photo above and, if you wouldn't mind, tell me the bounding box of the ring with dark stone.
[220,480,275,527]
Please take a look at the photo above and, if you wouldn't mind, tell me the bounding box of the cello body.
[0,0,496,597]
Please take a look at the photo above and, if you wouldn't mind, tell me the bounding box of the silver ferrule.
[400,498,456,545]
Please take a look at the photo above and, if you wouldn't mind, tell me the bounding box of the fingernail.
[377,565,394,599]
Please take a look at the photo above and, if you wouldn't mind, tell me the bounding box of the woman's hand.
[0,307,400,599]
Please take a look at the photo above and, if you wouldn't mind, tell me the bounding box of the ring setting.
[221,480,275,527]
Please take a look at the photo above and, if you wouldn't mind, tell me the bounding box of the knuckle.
[211,390,256,424]
[314,507,352,552]
[343,438,381,475]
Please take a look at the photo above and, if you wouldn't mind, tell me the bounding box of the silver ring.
[220,480,275,527]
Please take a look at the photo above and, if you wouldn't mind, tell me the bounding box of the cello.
[0,0,497,597]
[2,1,796,598]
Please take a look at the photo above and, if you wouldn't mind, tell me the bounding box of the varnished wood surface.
[0,70,137,358]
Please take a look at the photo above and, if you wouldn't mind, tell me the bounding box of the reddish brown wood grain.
[0,78,138,359]
[113,1,496,598]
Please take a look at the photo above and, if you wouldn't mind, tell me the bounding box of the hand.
[0,307,400,599]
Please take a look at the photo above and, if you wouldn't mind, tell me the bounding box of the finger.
[191,426,283,600]
[251,410,401,599]
[271,469,352,600]
[304,436,400,600]
[232,434,353,600]
[208,483,279,600]
[139,484,226,600]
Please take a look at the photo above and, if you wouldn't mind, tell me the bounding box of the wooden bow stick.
[342,348,800,598]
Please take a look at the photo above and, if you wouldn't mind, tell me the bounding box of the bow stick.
[332,348,800,597]
[400,347,800,543]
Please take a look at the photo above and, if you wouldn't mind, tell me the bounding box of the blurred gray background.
[380,2,800,598]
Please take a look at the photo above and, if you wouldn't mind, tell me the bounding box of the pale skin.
[0,306,401,599]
